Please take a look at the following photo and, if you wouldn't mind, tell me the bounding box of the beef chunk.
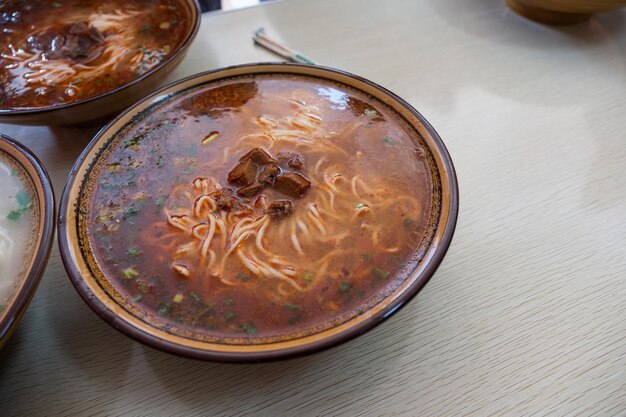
[237,182,263,197]
[265,200,294,220]
[277,152,304,170]
[216,196,243,211]
[274,172,311,198]
[239,147,277,165]
[258,164,280,185]
[208,188,233,199]
[227,158,256,187]
[34,23,105,63]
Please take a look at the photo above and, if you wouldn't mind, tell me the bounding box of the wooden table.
[1,1,625,415]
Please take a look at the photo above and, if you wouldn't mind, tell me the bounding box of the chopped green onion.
[242,322,257,335]
[156,196,166,207]
[302,273,313,282]
[372,267,390,280]
[362,253,369,261]
[190,292,202,303]
[356,202,365,209]
[224,298,233,306]
[339,282,351,293]
[15,191,32,209]
[285,303,300,310]
[107,162,121,172]
[127,247,141,257]
[236,273,249,282]
[122,267,140,279]
[123,207,139,219]
[7,210,21,221]
[123,135,142,149]
[158,303,170,316]
[156,156,164,167]
[202,131,219,145]
[172,294,184,303]
[383,135,394,144]
[403,219,414,227]
[225,311,235,321]
[133,293,144,302]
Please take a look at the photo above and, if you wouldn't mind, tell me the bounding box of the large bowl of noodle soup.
[59,63,459,361]
[0,134,55,348]
[0,0,200,125]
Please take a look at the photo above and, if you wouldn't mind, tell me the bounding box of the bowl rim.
[0,134,56,345]
[58,62,459,362]
[0,0,202,116]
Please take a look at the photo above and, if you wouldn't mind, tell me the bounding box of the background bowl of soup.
[58,63,459,361]
[0,134,55,348]
[0,0,201,125]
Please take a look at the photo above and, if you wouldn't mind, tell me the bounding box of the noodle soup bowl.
[0,134,55,348]
[0,0,201,126]
[59,63,459,361]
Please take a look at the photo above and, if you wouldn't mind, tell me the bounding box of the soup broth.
[0,0,188,109]
[0,151,38,315]
[84,75,435,342]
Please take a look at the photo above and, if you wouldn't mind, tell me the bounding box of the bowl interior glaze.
[59,63,459,361]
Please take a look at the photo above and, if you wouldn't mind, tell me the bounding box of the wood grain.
[1,0,625,415]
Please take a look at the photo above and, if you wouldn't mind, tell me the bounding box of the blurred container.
[507,0,626,24]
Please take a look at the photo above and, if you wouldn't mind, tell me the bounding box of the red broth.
[0,0,188,109]
[85,75,435,342]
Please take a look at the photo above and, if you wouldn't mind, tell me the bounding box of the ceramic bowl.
[0,0,201,126]
[0,134,55,348]
[58,63,459,361]
[507,0,626,24]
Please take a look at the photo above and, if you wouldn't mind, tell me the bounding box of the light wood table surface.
[1,0,625,415]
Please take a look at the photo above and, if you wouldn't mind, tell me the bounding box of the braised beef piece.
[274,172,311,198]
[31,23,105,63]
[258,164,280,185]
[237,182,263,197]
[227,158,256,186]
[208,188,233,199]
[216,196,243,212]
[27,32,56,51]
[265,200,294,219]
[237,206,255,218]
[239,147,277,165]
[253,195,268,209]
[277,152,304,170]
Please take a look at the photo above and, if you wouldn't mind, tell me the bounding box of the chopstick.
[253,28,317,65]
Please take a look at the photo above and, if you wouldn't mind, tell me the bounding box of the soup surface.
[0,0,188,109]
[83,74,436,342]
[0,151,37,316]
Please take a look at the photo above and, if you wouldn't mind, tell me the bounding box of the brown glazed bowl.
[0,134,55,349]
[507,0,626,24]
[58,63,459,362]
[0,0,201,126]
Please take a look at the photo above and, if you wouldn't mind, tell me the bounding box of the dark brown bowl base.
[507,0,591,24]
